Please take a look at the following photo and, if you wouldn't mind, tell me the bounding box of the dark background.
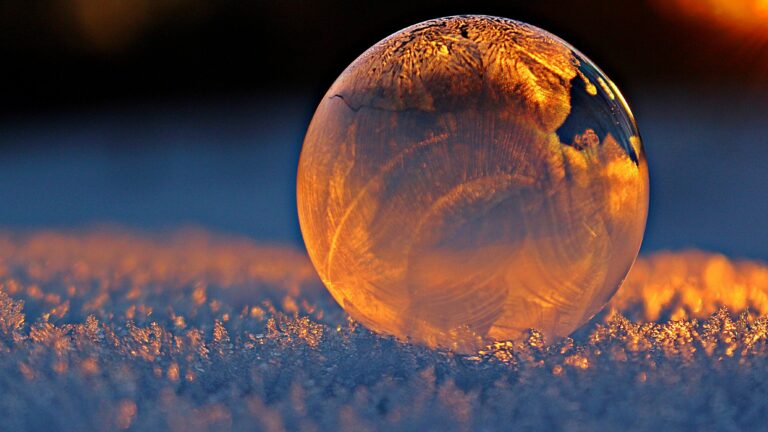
[0,1,766,257]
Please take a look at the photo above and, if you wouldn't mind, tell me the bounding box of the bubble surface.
[297,15,649,351]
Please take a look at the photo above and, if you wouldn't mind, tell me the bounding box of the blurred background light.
[0,0,765,258]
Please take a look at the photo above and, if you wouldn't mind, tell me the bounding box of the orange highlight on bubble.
[297,16,649,352]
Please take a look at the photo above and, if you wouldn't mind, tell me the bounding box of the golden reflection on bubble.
[297,16,649,352]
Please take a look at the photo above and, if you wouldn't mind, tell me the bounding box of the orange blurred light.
[654,0,768,35]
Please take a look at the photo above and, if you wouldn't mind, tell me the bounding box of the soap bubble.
[297,15,649,352]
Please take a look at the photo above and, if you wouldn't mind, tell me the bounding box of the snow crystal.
[0,228,766,431]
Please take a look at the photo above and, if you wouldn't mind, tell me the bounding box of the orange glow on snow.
[611,250,768,321]
[1,229,767,330]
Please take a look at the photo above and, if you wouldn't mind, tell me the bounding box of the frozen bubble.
[297,15,649,351]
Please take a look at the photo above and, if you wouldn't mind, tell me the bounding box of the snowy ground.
[1,228,767,431]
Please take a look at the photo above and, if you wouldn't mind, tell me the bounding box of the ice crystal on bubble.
[297,15,648,351]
